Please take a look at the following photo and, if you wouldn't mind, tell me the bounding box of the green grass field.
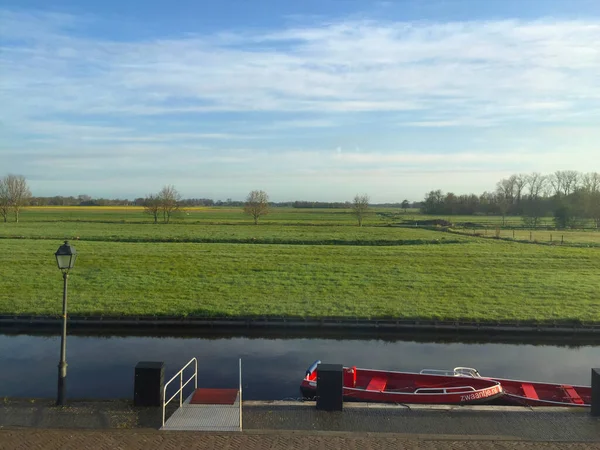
[1,207,599,323]
[18,206,374,225]
[19,206,597,229]
[0,221,470,245]
[455,228,600,245]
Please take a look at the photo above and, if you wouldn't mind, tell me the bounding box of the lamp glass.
[55,241,77,270]
[56,254,74,270]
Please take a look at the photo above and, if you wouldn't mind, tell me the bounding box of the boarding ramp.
[161,358,242,431]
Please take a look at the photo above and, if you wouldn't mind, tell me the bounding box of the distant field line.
[24,206,216,212]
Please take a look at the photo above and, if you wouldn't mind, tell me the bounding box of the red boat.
[300,360,503,405]
[420,367,591,407]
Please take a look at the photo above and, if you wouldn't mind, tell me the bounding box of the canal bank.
[2,314,599,337]
[0,398,598,443]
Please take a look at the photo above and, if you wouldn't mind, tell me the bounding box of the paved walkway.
[1,398,599,449]
[0,429,598,450]
[243,402,600,441]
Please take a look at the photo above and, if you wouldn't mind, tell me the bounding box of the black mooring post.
[316,363,343,411]
[134,362,165,407]
[592,368,600,416]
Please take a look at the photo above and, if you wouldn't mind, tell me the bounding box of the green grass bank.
[1,207,599,324]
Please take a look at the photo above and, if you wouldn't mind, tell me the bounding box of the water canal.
[1,331,598,400]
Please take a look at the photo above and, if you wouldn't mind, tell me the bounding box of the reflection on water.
[0,332,597,400]
[3,326,599,346]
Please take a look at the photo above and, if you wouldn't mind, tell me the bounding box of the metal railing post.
[162,385,166,426]
[239,358,242,431]
[161,357,197,428]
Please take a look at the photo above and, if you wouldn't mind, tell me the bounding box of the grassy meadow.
[1,206,599,323]
[18,205,369,225]
[461,228,600,245]
[0,220,470,245]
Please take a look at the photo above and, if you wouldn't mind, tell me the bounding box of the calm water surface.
[0,332,598,400]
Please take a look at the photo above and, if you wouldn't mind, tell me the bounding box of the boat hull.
[300,363,503,405]
[489,377,591,407]
[422,367,591,407]
[300,384,503,405]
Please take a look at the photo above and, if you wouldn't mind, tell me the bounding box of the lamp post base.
[57,361,67,406]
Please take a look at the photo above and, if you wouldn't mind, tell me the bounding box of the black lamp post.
[55,240,77,406]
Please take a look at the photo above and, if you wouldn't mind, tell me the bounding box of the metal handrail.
[420,369,456,376]
[238,358,242,431]
[162,357,198,426]
[414,386,476,394]
[419,367,482,378]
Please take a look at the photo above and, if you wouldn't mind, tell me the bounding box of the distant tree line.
[421,171,600,229]
[30,195,130,207]
[292,201,350,208]
[26,195,419,209]
[290,200,420,209]
[7,169,598,230]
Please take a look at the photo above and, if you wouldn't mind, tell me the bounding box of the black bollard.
[134,361,165,407]
[316,363,343,411]
[592,368,600,416]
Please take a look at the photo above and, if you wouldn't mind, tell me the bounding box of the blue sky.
[1,0,599,202]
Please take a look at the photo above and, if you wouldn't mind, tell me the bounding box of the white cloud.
[1,9,599,200]
[1,11,599,123]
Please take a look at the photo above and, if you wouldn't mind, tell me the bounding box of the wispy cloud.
[2,10,599,121]
[1,8,599,200]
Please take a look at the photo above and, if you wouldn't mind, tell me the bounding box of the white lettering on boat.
[460,386,500,402]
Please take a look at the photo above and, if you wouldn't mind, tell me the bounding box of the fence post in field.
[512,229,515,239]
[530,231,532,241]
[550,234,552,243]
[561,235,564,244]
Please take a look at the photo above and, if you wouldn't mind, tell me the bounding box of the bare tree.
[0,177,9,222]
[352,194,370,227]
[581,172,600,194]
[244,190,269,224]
[496,176,517,205]
[495,192,510,226]
[522,173,548,229]
[590,191,600,229]
[158,185,181,224]
[549,170,579,197]
[514,174,527,205]
[143,194,161,224]
[77,194,92,205]
[549,171,564,197]
[526,173,547,199]
[561,170,580,196]
[581,172,600,228]
[3,174,31,222]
